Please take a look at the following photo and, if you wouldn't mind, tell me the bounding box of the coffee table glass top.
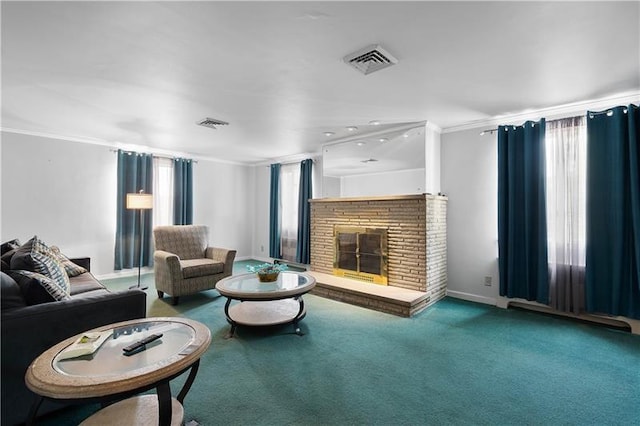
[53,321,196,377]
[216,272,315,299]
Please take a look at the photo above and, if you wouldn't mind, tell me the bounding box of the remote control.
[122,333,163,353]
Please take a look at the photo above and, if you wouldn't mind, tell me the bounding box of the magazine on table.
[58,330,113,360]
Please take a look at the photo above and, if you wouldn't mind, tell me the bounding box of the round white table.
[215,272,316,337]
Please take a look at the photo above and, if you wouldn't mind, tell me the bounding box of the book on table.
[57,330,113,360]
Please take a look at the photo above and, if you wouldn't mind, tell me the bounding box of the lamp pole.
[126,190,153,290]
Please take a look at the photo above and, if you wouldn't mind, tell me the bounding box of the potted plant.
[246,263,288,282]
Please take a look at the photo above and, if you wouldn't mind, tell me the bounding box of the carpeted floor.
[37,261,640,425]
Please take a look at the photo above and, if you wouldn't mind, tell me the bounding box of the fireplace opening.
[334,226,388,285]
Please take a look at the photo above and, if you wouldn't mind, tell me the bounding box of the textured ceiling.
[2,1,639,164]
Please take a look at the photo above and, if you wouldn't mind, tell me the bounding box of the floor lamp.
[126,190,153,290]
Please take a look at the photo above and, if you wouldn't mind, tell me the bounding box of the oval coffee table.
[25,317,210,426]
[215,272,316,337]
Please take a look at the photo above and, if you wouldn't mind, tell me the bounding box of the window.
[153,157,174,227]
[279,163,300,261]
[545,116,586,312]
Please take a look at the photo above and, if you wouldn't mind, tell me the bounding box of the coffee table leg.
[157,380,172,426]
[177,360,200,404]
[26,395,44,425]
[224,297,237,338]
[293,297,305,336]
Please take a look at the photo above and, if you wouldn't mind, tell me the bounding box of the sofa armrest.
[205,247,237,276]
[70,257,91,272]
[1,289,146,425]
[1,289,146,359]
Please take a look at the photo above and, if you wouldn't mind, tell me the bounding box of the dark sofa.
[1,256,147,425]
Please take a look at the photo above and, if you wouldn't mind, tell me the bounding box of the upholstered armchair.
[153,225,236,305]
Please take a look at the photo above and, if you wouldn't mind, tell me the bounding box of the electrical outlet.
[261,245,264,252]
[484,276,492,286]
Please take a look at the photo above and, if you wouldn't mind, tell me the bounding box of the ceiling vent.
[197,117,229,129]
[344,44,398,75]
[361,158,378,163]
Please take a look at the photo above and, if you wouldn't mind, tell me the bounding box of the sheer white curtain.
[153,157,174,228]
[280,163,300,261]
[545,116,586,313]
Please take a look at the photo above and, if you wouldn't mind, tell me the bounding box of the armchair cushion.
[180,259,224,279]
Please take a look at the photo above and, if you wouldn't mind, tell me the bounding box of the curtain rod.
[480,108,631,136]
[110,149,198,163]
[266,159,316,167]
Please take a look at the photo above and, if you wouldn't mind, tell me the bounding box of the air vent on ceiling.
[197,117,229,129]
[361,158,378,163]
[344,44,398,75]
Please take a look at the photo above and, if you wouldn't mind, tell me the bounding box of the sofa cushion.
[10,237,70,295]
[1,272,27,310]
[180,258,224,279]
[50,246,88,277]
[7,270,71,304]
[69,272,105,296]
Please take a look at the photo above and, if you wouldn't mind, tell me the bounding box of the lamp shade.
[126,193,153,210]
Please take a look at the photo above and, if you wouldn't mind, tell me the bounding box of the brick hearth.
[309,194,447,316]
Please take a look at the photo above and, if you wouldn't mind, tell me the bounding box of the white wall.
[440,128,499,304]
[253,165,271,261]
[193,159,254,259]
[322,176,340,198]
[425,125,441,194]
[341,168,426,197]
[1,131,254,277]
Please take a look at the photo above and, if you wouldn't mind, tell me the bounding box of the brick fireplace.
[309,194,447,316]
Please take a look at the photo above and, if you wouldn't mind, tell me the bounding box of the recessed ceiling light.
[379,138,388,142]
[346,126,358,132]
[403,133,410,138]
[323,131,335,137]
[369,120,381,126]
[356,142,366,146]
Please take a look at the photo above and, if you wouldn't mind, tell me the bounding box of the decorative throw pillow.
[10,236,70,295]
[50,246,88,277]
[7,270,71,304]
[1,238,21,255]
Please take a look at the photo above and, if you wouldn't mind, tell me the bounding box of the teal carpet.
[38,262,640,425]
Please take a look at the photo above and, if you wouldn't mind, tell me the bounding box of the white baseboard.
[96,267,153,281]
[497,297,639,335]
[447,291,639,334]
[446,290,496,306]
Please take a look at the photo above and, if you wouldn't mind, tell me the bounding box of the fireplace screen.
[334,226,388,285]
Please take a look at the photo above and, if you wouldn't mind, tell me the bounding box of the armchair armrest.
[205,247,237,276]
[154,250,183,292]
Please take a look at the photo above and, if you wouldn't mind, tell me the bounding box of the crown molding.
[440,91,640,134]
[0,127,246,166]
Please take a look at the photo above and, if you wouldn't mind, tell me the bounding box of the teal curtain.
[173,158,193,225]
[585,104,640,319]
[269,163,282,259]
[296,159,313,264]
[114,150,153,270]
[498,119,549,303]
